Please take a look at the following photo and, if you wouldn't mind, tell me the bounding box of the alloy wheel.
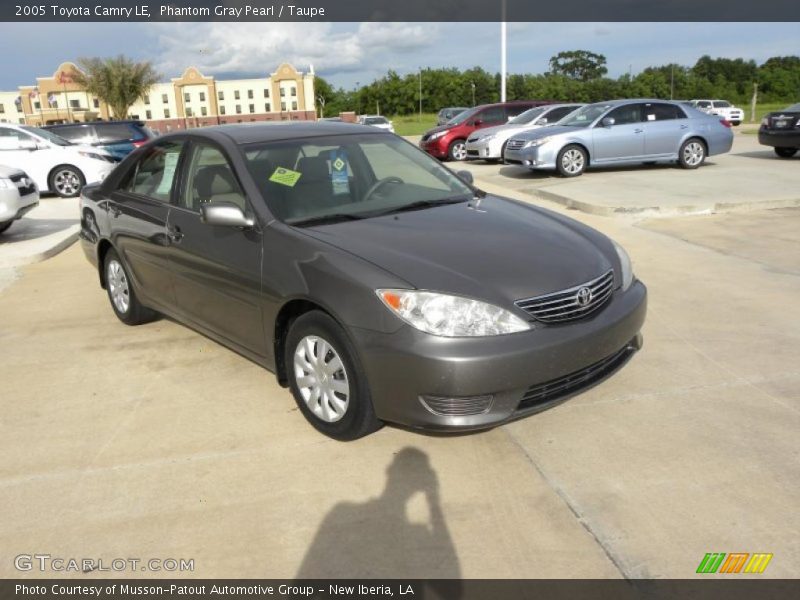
[451,142,467,161]
[293,335,350,423]
[107,260,130,314]
[53,170,80,196]
[561,149,585,174]
[683,142,705,167]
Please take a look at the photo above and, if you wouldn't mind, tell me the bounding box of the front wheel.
[774,147,798,158]
[448,139,467,161]
[49,165,85,198]
[104,249,157,325]
[556,145,587,177]
[679,138,706,169]
[286,311,382,440]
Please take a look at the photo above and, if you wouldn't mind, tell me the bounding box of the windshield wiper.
[371,196,470,217]
[289,213,365,227]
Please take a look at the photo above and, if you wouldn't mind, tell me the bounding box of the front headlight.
[377,289,531,337]
[0,177,14,190]
[761,117,768,127]
[479,133,496,142]
[613,241,634,291]
[429,130,448,141]
[524,136,552,148]
[78,151,107,162]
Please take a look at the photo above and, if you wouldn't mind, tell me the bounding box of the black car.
[44,120,155,161]
[79,122,646,440]
[758,102,800,158]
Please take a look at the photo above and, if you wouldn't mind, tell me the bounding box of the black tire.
[48,165,85,198]
[447,139,467,162]
[774,147,798,158]
[556,144,587,177]
[0,221,12,234]
[103,248,157,325]
[285,310,382,440]
[731,121,741,126]
[678,138,706,170]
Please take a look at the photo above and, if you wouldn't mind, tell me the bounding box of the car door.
[591,104,646,163]
[642,103,689,158]
[0,126,50,189]
[167,139,266,356]
[107,138,185,311]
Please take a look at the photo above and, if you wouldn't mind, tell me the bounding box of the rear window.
[713,101,731,108]
[49,125,95,143]
[95,123,142,143]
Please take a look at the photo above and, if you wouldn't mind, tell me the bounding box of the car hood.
[424,124,452,137]
[298,195,614,305]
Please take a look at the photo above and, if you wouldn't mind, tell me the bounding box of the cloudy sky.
[0,22,798,90]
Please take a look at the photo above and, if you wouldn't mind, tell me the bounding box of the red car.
[420,101,552,161]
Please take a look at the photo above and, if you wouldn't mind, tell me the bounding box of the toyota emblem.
[575,287,592,307]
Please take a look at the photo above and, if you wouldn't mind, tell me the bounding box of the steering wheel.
[363,176,404,202]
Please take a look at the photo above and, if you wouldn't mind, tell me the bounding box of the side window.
[97,124,137,143]
[605,104,643,126]
[480,107,505,124]
[644,103,686,122]
[182,143,247,212]
[51,125,94,143]
[696,101,711,109]
[546,106,577,122]
[123,140,184,202]
[505,105,530,119]
[0,127,35,149]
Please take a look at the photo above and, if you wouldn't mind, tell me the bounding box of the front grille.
[517,343,635,411]
[516,270,614,323]
[506,138,526,151]
[419,394,493,417]
[9,173,36,196]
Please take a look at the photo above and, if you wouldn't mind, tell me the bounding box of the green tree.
[73,55,160,120]
[548,50,608,82]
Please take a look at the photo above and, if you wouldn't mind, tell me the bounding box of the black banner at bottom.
[4,580,800,600]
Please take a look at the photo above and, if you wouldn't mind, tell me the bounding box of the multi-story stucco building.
[0,61,316,133]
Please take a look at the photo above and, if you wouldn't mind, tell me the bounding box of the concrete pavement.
[0,195,79,268]
[1,188,798,579]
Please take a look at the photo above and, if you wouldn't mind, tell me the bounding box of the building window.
[130,114,139,120]
[264,89,270,98]
[280,88,285,97]
[34,101,41,109]
[291,86,296,96]
[265,103,271,112]
[69,99,80,109]
[234,90,240,100]
[220,106,226,115]
[93,98,100,108]
[249,104,255,114]
[201,106,207,116]
[184,92,190,103]
[144,95,150,105]
[199,92,206,102]
[235,104,241,114]
[218,90,224,101]
[145,110,152,119]
[164,108,171,118]
[186,107,193,117]
[162,94,168,103]
[0,104,4,113]
[247,90,253,99]
[281,101,286,111]
[292,101,298,111]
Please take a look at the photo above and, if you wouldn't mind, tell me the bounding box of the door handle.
[167,226,183,243]
[634,128,644,134]
[680,124,689,129]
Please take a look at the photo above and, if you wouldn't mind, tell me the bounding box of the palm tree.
[73,56,160,120]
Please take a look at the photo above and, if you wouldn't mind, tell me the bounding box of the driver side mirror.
[601,117,615,128]
[472,119,483,127]
[200,201,254,229]
[456,170,474,185]
[539,118,548,124]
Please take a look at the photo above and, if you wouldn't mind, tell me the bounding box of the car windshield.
[243,133,474,226]
[783,102,800,112]
[714,101,731,107]
[509,106,548,125]
[446,107,480,126]
[559,104,613,127]
[21,125,72,146]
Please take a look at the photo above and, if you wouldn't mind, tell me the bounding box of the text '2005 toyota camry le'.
[79,122,647,440]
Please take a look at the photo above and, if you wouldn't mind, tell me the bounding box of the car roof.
[163,121,382,145]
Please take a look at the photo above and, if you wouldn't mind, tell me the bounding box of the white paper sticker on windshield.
[156,152,180,195]
[646,113,656,121]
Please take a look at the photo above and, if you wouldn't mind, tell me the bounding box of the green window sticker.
[269,167,302,187]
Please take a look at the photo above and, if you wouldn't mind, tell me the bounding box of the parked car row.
[424,98,737,177]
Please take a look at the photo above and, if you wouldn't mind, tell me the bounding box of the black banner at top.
[3,0,799,22]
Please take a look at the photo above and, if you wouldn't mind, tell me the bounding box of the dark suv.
[421,101,552,161]
[44,121,155,161]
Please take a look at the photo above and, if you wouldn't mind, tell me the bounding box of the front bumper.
[0,189,39,222]
[419,136,450,159]
[759,129,800,148]
[352,280,647,431]
[504,143,559,170]
[466,137,502,160]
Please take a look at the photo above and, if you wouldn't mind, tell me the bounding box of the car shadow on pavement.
[497,161,718,180]
[0,218,76,244]
[732,150,799,160]
[295,447,462,596]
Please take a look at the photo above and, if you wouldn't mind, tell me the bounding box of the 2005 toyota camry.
[80,122,647,440]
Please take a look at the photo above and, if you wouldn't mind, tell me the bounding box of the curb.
[0,225,79,269]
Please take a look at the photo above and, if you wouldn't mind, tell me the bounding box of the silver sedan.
[504,99,734,177]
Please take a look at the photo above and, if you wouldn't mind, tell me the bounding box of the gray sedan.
[80,122,646,440]
[504,99,734,177]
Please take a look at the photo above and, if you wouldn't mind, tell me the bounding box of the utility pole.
[418,68,422,122]
[471,82,476,106]
[670,65,674,100]
[500,0,507,102]
[750,82,758,123]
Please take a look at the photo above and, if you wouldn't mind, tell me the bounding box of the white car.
[358,115,395,133]
[0,123,116,197]
[465,104,584,161]
[690,100,745,126]
[0,165,39,234]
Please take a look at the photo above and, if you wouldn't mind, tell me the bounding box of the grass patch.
[388,113,438,136]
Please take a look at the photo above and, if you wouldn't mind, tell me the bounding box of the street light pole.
[418,68,422,122]
[500,0,507,103]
